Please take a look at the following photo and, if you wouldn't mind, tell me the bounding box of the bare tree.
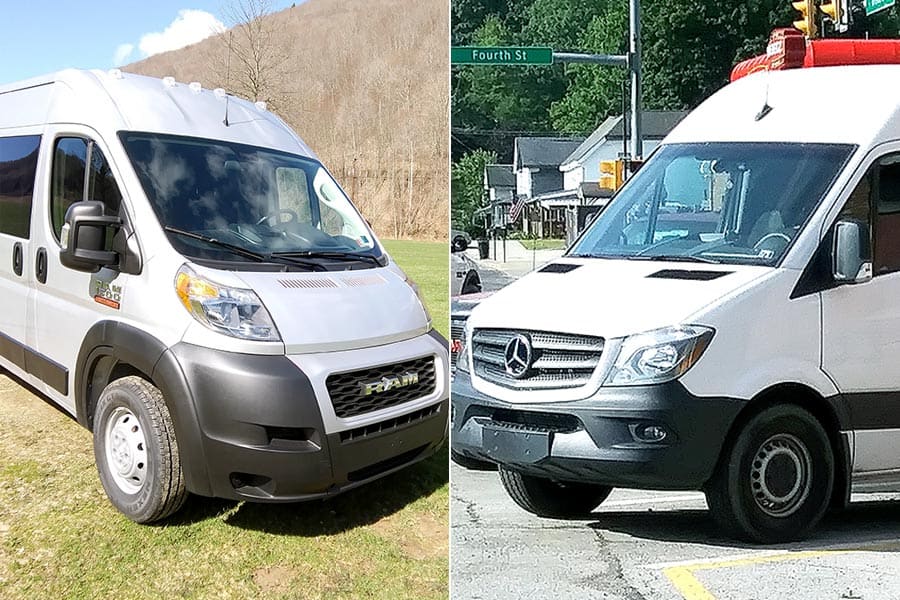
[216,0,293,113]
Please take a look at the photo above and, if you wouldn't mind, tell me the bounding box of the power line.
[452,127,585,137]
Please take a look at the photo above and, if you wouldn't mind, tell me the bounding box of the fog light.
[630,423,669,443]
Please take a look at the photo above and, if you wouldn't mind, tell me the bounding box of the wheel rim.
[749,433,812,517]
[104,407,149,495]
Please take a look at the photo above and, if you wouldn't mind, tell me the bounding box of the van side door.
[821,148,900,491]
[30,132,128,413]
[0,134,42,381]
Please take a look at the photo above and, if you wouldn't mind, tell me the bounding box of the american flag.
[508,196,527,222]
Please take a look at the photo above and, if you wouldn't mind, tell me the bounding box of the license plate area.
[481,421,550,463]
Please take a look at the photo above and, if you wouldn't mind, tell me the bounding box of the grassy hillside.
[126,0,448,240]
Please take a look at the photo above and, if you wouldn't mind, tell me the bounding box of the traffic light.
[598,159,625,194]
[820,0,849,33]
[792,0,818,38]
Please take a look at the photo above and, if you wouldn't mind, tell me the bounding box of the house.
[560,110,689,192]
[512,136,584,238]
[478,164,515,230]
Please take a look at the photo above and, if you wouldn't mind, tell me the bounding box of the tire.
[452,450,498,471]
[705,404,833,543]
[461,272,481,295]
[499,466,612,518]
[93,376,187,523]
[452,236,468,253]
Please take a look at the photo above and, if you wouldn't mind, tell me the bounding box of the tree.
[216,0,293,113]
[452,149,497,238]
[550,3,629,133]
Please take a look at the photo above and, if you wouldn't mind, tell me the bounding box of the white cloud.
[113,43,135,66]
[137,9,225,58]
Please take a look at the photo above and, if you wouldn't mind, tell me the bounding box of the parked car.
[452,64,900,543]
[450,292,495,471]
[451,229,471,253]
[0,69,448,523]
[451,247,482,296]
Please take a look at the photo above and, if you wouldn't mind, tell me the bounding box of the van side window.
[51,138,122,241]
[0,135,41,239]
[874,155,900,275]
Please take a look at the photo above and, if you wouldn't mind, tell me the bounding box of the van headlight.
[175,265,280,342]
[603,325,714,386]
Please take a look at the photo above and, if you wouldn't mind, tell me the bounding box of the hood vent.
[278,277,339,289]
[341,274,386,287]
[538,263,580,274]
[647,269,731,281]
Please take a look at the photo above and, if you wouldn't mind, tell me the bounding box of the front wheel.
[705,404,833,543]
[93,376,187,523]
[499,467,612,518]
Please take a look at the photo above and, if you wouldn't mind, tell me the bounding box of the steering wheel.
[753,232,791,250]
[256,209,298,226]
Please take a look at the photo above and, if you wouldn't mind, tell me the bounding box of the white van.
[0,69,448,522]
[452,65,900,543]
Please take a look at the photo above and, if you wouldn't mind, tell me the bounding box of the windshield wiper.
[272,250,383,266]
[637,254,719,264]
[164,226,325,271]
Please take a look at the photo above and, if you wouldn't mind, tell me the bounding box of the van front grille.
[326,356,436,418]
[472,329,603,390]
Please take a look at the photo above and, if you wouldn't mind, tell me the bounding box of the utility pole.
[629,0,643,159]
[551,0,643,160]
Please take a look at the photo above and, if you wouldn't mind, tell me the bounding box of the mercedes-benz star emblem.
[504,334,533,379]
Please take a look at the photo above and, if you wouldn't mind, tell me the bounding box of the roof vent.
[213,88,227,99]
[189,82,202,94]
[162,76,176,88]
[255,100,267,111]
[107,68,123,80]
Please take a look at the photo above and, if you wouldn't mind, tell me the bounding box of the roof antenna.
[223,94,230,127]
[755,69,773,121]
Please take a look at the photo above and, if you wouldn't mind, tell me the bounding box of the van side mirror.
[59,201,122,273]
[833,219,872,284]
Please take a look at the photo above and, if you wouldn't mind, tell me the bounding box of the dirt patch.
[252,565,297,596]
[372,511,447,561]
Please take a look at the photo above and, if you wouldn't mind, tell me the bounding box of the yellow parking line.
[664,566,717,600]
[662,541,900,600]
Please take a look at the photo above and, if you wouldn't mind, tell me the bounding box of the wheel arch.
[714,382,851,510]
[75,321,212,496]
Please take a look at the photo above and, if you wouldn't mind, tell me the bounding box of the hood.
[467,258,772,339]
[236,266,429,353]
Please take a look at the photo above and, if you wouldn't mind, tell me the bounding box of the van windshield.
[120,132,381,265]
[570,142,854,266]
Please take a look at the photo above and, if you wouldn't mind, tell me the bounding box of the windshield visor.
[570,142,855,266]
[120,132,379,263]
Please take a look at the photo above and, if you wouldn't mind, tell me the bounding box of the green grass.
[518,238,567,251]
[0,239,449,600]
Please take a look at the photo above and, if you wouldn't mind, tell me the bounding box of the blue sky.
[0,1,296,85]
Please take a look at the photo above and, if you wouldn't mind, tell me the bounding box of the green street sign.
[865,0,895,16]
[451,46,553,66]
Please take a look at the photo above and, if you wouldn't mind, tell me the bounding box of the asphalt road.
[477,263,515,293]
[451,463,900,600]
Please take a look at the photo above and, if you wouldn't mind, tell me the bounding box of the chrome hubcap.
[750,433,812,517]
[104,407,148,494]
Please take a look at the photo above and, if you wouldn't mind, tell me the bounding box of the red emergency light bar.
[731,28,900,82]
